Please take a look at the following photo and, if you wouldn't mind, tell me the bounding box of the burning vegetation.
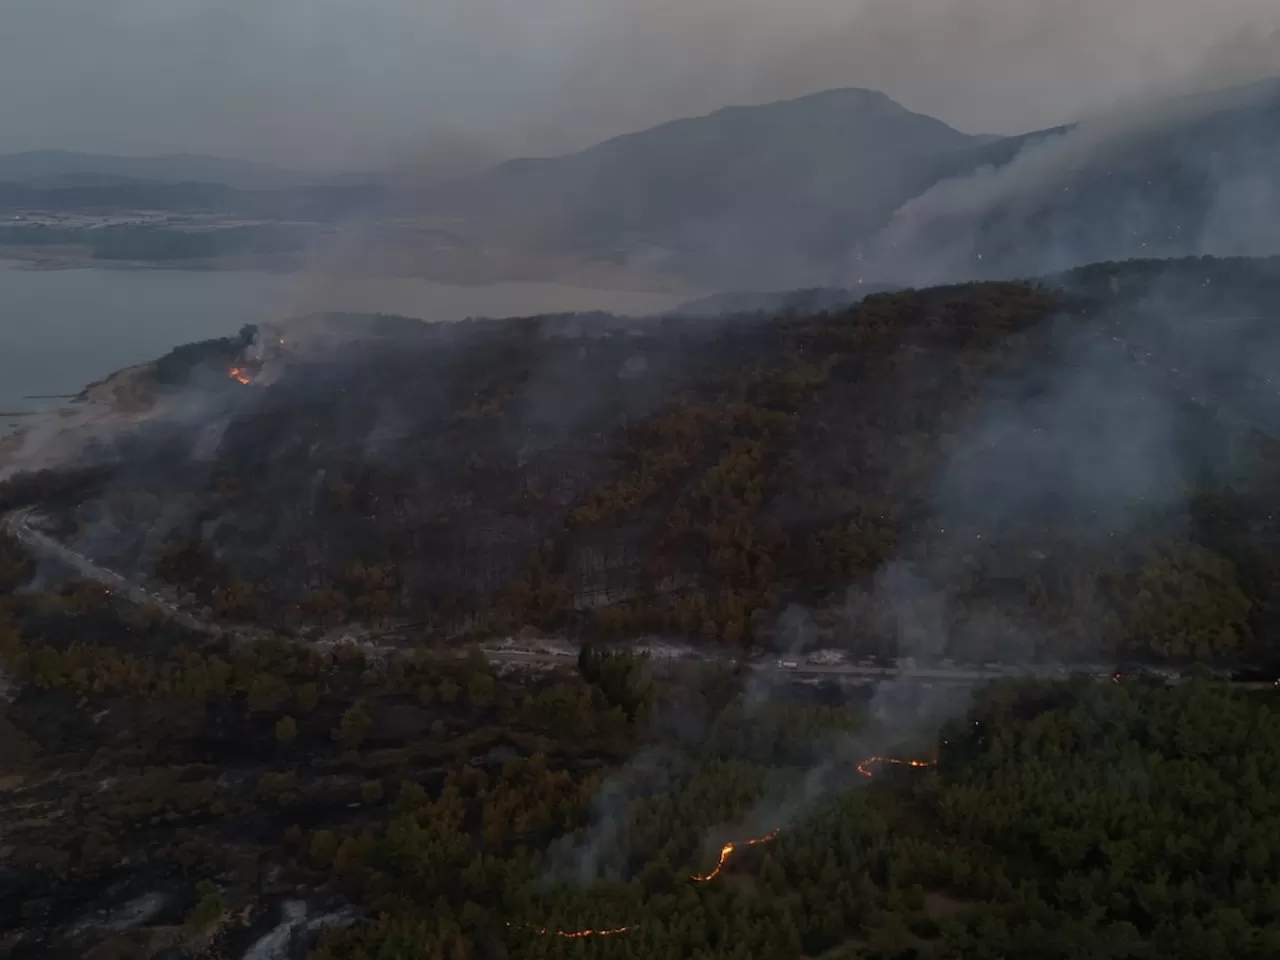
[15,259,1280,956]
[3,541,1276,959]
[509,922,635,938]
[518,756,930,938]
[63,258,1280,671]
[691,828,782,883]
[856,756,935,778]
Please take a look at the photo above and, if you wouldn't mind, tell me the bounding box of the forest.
[7,256,1280,956]
[13,254,1280,669]
[3,521,1280,958]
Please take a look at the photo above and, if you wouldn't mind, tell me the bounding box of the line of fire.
[514,755,935,937]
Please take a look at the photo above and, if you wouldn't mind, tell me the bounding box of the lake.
[0,261,687,430]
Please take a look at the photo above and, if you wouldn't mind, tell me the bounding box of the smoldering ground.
[543,748,675,886]
[3,0,1278,303]
[47,380,272,580]
[14,254,1280,889]
[34,305,740,624]
[538,580,978,889]
[863,264,1280,665]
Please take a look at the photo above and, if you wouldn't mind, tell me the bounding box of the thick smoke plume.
[867,77,1280,286]
[545,748,674,885]
[698,260,1280,837]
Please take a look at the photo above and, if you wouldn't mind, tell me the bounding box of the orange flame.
[228,366,252,385]
[690,828,780,882]
[856,756,934,778]
[514,754,931,934]
[509,922,634,938]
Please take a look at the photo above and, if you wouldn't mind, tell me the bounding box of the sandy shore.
[0,363,159,480]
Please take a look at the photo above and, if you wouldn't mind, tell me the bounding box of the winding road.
[4,506,1274,688]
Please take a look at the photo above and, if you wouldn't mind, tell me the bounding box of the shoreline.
[0,246,701,298]
[0,252,705,475]
[0,362,158,480]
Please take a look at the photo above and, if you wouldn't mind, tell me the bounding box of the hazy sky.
[1,0,1277,174]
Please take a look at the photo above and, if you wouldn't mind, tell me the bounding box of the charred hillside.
[13,255,1280,666]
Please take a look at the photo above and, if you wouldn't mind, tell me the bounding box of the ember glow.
[228,366,252,385]
[856,756,934,778]
[691,828,780,882]
[508,922,634,938]
[516,754,930,937]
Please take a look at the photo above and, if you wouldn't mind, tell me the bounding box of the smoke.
[55,387,258,576]
[749,265,1280,835]
[866,76,1280,287]
[872,562,948,662]
[933,328,1188,537]
[5,2,1275,298]
[2,0,1277,172]
[742,584,974,833]
[0,362,221,484]
[545,748,674,885]
[731,257,1280,832]
[361,401,415,463]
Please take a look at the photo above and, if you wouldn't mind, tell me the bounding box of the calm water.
[0,261,685,427]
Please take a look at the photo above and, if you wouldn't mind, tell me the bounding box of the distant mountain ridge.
[5,78,1280,290]
[428,87,986,290]
[416,78,1280,290]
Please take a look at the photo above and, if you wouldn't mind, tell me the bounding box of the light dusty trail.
[3,506,214,635]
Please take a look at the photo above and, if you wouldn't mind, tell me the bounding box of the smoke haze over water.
[1,0,1277,172]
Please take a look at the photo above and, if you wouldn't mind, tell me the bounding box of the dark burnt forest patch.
[14,255,1280,667]
[0,558,643,956]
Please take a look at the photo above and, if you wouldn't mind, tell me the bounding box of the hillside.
[420,79,1280,290]
[7,257,1280,957]
[5,528,1280,957]
[426,88,985,290]
[6,255,1280,670]
[872,78,1280,286]
[7,80,1278,291]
